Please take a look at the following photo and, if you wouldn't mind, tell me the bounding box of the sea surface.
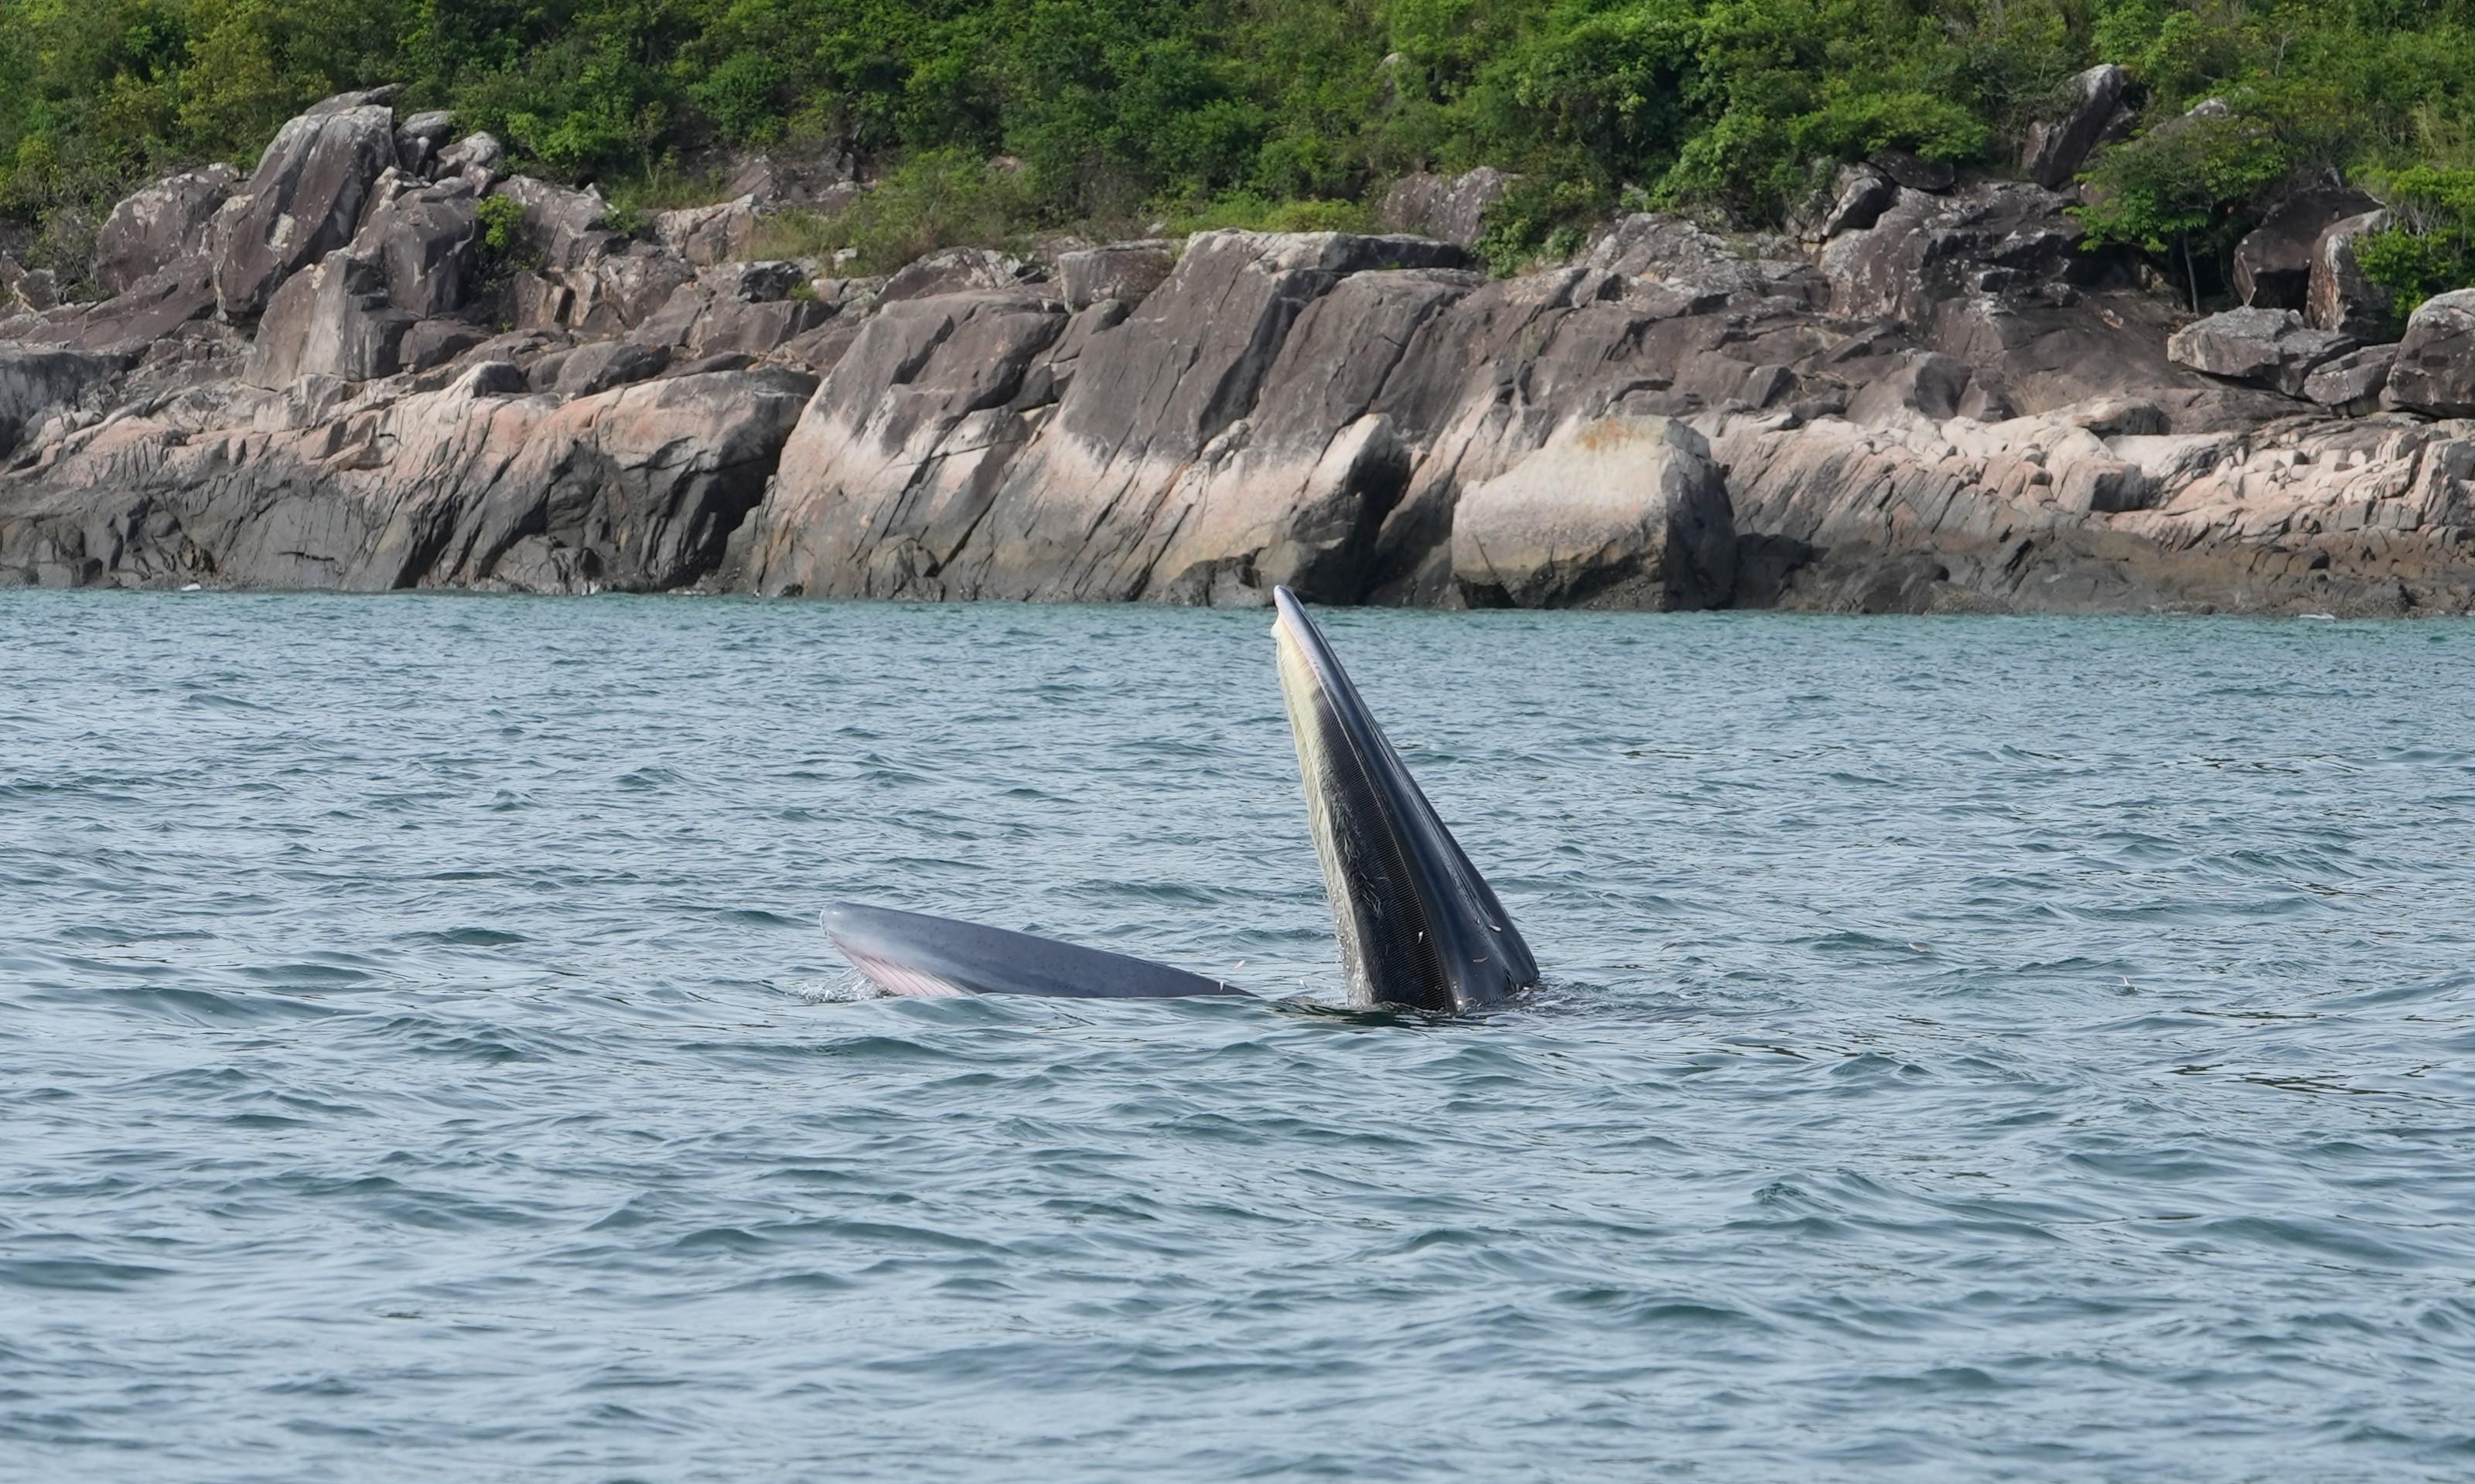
[5,591,2473,1482]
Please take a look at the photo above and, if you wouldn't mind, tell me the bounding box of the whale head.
[1271,586,1538,1013]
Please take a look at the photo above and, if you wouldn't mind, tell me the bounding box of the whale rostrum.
[824,587,1537,1012]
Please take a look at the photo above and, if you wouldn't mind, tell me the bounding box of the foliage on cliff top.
[5,0,2475,296]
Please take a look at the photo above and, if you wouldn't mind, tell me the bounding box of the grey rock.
[210,97,399,318]
[245,251,414,387]
[2234,185,2380,309]
[879,247,1037,303]
[1819,168,1896,239]
[2302,344,2398,411]
[492,176,612,273]
[2165,308,2354,397]
[0,256,220,357]
[0,347,124,459]
[350,176,480,318]
[1377,168,1514,247]
[1056,242,1174,310]
[1870,150,1955,193]
[399,319,490,374]
[650,196,759,267]
[553,339,671,397]
[2385,288,2475,416]
[395,111,456,176]
[95,165,238,296]
[1451,415,1734,609]
[2306,210,2396,340]
[435,133,506,189]
[2019,65,2133,189]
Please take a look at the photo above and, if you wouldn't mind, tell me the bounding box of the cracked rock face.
[3,86,2473,618]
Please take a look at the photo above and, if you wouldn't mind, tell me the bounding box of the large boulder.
[394,111,455,177]
[244,251,413,387]
[2020,64,2133,189]
[2302,344,2398,412]
[435,132,505,190]
[350,176,481,318]
[1451,415,1733,609]
[2385,288,2475,416]
[2166,308,2354,397]
[1056,242,1174,310]
[1377,168,1514,248]
[650,196,759,267]
[566,248,698,335]
[210,95,400,318]
[2306,210,2395,339]
[2234,185,2380,309]
[94,165,238,296]
[491,176,611,273]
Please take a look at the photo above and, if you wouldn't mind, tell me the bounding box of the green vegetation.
[4,0,2475,298]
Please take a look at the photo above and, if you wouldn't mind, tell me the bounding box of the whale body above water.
[823,588,1538,1014]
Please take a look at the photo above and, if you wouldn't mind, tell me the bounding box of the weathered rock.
[210,95,399,318]
[2234,185,2380,309]
[2303,344,2398,411]
[0,257,58,313]
[435,133,505,189]
[0,347,125,459]
[95,165,238,296]
[0,363,815,592]
[650,197,759,267]
[2166,308,2354,397]
[350,176,480,318]
[2385,288,2475,416]
[567,249,698,336]
[1451,415,1734,609]
[394,111,456,177]
[1818,167,1896,240]
[1586,213,1736,280]
[1870,150,1955,193]
[552,339,671,397]
[1377,168,1514,247]
[0,256,220,357]
[1056,242,1175,310]
[2021,65,2134,189]
[2306,210,2395,340]
[732,232,1470,602]
[399,319,490,373]
[632,264,831,359]
[492,176,611,273]
[878,247,1037,303]
[512,273,572,332]
[245,251,414,387]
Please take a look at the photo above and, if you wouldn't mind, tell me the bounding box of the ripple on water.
[2,595,2473,1480]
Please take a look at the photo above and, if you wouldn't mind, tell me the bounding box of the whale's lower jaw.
[1271,588,1537,1014]
[823,902,1251,1001]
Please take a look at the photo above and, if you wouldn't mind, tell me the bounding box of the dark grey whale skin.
[822,902,1251,1000]
[821,588,1534,1009]
[1269,587,1537,1014]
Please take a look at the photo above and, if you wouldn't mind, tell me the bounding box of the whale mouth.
[1271,586,1536,1013]
[821,901,1251,1000]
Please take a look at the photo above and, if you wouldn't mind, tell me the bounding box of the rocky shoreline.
[4,85,2473,616]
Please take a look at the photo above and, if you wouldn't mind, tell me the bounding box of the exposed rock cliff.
[3,94,2472,614]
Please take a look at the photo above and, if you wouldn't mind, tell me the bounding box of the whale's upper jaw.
[1271,586,1537,1014]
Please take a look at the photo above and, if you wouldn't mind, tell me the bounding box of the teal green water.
[5,592,2473,1481]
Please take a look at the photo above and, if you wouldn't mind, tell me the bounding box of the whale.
[823,587,1538,1012]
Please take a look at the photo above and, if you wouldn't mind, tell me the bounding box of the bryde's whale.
[822,588,1538,1013]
